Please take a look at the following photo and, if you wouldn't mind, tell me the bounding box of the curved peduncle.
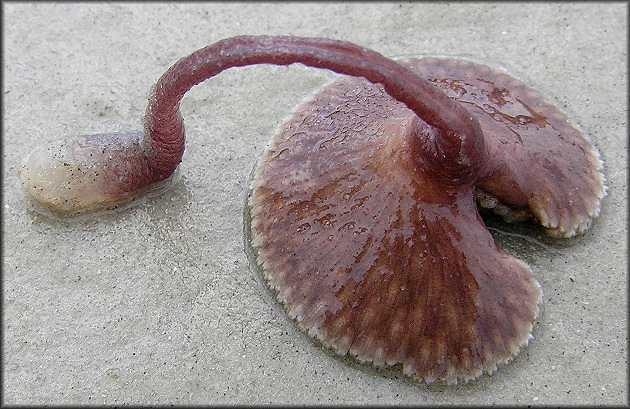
[19,36,489,217]
[144,35,488,182]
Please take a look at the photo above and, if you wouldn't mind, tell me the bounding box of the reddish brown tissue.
[19,36,606,384]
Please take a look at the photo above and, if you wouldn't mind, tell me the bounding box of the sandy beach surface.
[3,3,627,405]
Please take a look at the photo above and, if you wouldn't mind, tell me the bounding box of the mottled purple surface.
[249,74,543,384]
[248,55,603,383]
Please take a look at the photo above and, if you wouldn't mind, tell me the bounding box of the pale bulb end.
[18,130,167,218]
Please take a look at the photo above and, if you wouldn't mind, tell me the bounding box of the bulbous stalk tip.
[18,130,163,217]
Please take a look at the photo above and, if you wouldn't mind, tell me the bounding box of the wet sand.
[3,3,627,405]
